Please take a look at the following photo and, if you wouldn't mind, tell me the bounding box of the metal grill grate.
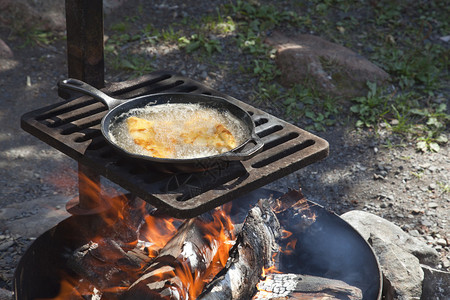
[22,71,328,217]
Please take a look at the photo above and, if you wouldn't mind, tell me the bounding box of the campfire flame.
[255,190,316,300]
[44,173,315,300]
[171,204,236,299]
[140,212,181,257]
[260,229,297,279]
[255,231,298,299]
[46,172,236,299]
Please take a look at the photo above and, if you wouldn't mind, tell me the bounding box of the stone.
[0,38,13,59]
[436,238,448,247]
[0,0,65,31]
[264,31,391,98]
[420,264,450,300]
[370,234,423,300]
[427,202,439,209]
[341,210,440,267]
[0,240,13,251]
[420,219,433,227]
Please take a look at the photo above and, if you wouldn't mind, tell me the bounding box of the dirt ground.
[0,0,449,292]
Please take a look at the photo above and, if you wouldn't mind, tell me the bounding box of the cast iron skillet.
[58,78,264,173]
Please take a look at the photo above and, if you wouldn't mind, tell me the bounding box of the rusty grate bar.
[22,71,329,218]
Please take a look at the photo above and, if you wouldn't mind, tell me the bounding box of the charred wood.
[121,210,232,300]
[65,196,180,295]
[253,273,363,299]
[272,189,315,234]
[120,218,199,299]
[197,199,281,300]
[67,239,152,291]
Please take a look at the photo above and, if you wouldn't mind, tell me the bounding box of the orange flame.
[172,204,236,299]
[280,238,297,256]
[256,227,299,297]
[46,171,239,299]
[140,213,180,257]
[45,171,183,299]
[281,229,293,239]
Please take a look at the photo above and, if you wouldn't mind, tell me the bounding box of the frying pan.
[58,78,263,173]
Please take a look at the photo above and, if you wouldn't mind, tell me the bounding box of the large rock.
[265,32,391,98]
[370,234,423,300]
[341,210,440,267]
[0,38,13,59]
[341,210,445,300]
[0,0,65,32]
[0,0,128,32]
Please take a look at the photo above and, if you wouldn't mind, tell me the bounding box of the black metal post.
[65,0,105,88]
[65,0,105,214]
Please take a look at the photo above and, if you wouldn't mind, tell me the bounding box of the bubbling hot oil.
[109,103,249,159]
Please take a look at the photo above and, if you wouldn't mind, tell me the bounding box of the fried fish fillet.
[126,116,174,158]
[126,115,237,158]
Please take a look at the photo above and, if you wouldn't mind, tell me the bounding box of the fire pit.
[17,72,381,298]
[14,189,382,299]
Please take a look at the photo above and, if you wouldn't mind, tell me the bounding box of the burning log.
[120,218,201,299]
[253,273,363,299]
[121,207,236,300]
[197,199,281,300]
[196,190,363,300]
[61,189,365,300]
[63,196,181,297]
[67,238,153,291]
[272,189,316,233]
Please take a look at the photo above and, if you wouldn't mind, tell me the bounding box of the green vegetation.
[411,104,449,152]
[19,30,58,48]
[228,0,447,153]
[109,54,155,77]
[281,85,338,132]
[22,0,442,153]
[178,34,222,55]
[350,82,389,128]
[438,182,450,194]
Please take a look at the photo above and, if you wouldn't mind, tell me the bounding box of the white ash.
[207,265,244,299]
[254,274,298,299]
[181,241,199,269]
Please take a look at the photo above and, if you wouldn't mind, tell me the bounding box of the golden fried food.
[126,116,174,158]
[126,115,237,158]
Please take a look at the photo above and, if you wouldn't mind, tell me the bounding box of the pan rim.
[100,92,261,164]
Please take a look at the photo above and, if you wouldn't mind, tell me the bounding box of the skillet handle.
[223,133,264,161]
[57,78,124,109]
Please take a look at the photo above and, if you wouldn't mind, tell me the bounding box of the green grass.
[282,85,339,132]
[100,0,448,151]
[19,30,59,48]
[438,182,450,194]
[109,54,155,77]
[178,34,222,55]
[12,0,443,152]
